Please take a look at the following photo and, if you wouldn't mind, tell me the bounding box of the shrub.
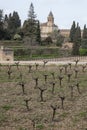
[79,48,87,56]
[14,34,22,40]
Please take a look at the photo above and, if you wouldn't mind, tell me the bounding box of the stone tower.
[47,11,54,26]
[40,11,58,38]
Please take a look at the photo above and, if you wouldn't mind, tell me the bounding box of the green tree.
[7,11,21,39]
[81,24,87,48]
[0,9,3,22]
[0,11,11,40]
[13,11,21,28]
[44,36,53,45]
[69,21,76,42]
[22,20,29,35]
[4,14,8,28]
[72,23,81,55]
[23,3,37,45]
[16,27,24,39]
[82,24,87,39]
[0,9,4,39]
[36,20,41,44]
[50,30,60,40]
[56,34,64,46]
[50,30,64,46]
[3,14,12,40]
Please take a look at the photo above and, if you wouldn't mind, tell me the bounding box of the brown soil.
[0,64,87,130]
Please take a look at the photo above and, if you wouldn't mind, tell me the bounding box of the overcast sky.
[0,0,87,29]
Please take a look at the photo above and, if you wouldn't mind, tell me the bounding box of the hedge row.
[14,48,71,60]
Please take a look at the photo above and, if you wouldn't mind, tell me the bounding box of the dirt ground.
[0,63,87,130]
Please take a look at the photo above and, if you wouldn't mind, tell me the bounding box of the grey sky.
[0,0,87,29]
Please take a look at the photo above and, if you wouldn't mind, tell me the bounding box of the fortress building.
[40,11,58,38]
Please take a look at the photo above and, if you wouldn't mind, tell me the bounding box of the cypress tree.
[72,23,81,55]
[82,24,87,39]
[4,14,8,28]
[81,24,87,48]
[69,21,76,42]
[0,9,4,39]
[36,20,41,45]
[0,9,3,22]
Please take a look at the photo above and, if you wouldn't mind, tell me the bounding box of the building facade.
[40,11,58,38]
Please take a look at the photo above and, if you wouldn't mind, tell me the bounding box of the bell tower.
[47,11,54,26]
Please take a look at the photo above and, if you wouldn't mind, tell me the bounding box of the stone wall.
[0,46,14,61]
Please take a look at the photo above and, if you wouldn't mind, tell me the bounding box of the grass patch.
[36,124,44,129]
[78,111,87,118]
[0,113,8,124]
[2,105,13,111]
[19,127,27,130]
[60,112,69,118]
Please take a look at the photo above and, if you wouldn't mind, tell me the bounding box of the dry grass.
[0,63,87,130]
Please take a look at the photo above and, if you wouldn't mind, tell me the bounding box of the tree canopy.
[23,3,41,45]
[72,23,81,55]
[69,21,76,42]
[81,24,87,48]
